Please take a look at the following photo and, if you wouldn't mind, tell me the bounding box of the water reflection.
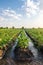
[28,42,43,61]
[9,39,18,59]
[29,42,38,59]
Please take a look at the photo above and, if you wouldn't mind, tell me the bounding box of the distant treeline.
[0,26,43,29]
[0,26,16,29]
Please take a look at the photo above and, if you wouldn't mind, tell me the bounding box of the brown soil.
[14,47,33,61]
[0,58,43,65]
[0,50,4,59]
[0,50,3,56]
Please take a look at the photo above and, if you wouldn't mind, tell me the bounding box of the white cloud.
[40,0,43,9]
[0,0,43,28]
[0,9,22,27]
[1,9,22,20]
[34,10,43,27]
[0,9,43,28]
[26,0,40,17]
[0,16,5,21]
[24,10,43,28]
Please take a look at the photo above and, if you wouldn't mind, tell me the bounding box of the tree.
[12,26,15,29]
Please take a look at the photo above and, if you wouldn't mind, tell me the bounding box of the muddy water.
[29,42,43,61]
[0,33,43,65]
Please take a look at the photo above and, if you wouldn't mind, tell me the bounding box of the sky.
[0,0,43,28]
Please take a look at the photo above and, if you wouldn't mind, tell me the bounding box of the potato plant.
[17,30,29,48]
[26,28,43,46]
[0,28,21,49]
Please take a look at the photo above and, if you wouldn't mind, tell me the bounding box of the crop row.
[0,28,21,49]
[0,28,21,59]
[26,28,43,49]
[16,30,29,48]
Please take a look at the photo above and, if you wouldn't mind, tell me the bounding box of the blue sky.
[0,0,24,10]
[0,0,43,28]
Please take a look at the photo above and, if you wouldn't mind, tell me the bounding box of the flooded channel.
[0,32,43,65]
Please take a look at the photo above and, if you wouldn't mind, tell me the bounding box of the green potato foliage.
[17,30,29,48]
[26,28,43,46]
[0,28,21,49]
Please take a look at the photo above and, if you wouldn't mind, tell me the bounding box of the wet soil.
[14,47,33,61]
[0,57,43,65]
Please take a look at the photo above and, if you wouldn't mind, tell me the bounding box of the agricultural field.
[0,28,43,65]
[0,28,21,49]
[26,28,43,47]
[0,28,43,50]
